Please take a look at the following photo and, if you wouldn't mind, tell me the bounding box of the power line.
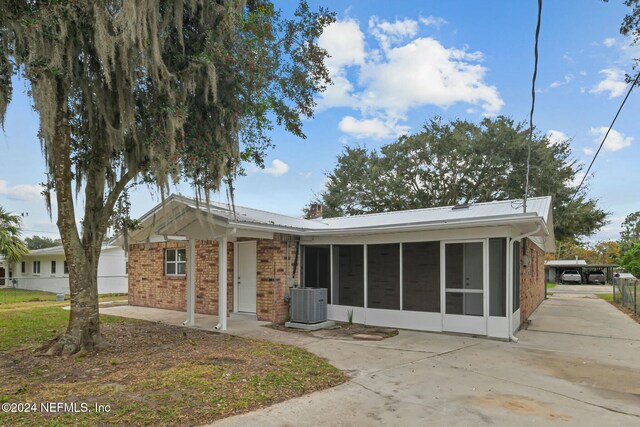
[523,0,543,213]
[568,71,640,206]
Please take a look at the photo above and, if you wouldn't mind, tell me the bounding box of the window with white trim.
[51,260,57,275]
[63,261,69,275]
[32,260,41,275]
[165,249,186,276]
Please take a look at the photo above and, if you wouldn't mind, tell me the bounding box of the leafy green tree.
[552,239,599,264]
[24,235,62,250]
[620,211,640,252]
[593,240,621,264]
[619,242,640,278]
[1,1,333,354]
[0,207,28,265]
[615,0,640,75]
[312,117,608,241]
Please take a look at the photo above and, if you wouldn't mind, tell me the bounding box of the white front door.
[236,241,257,313]
[442,241,487,335]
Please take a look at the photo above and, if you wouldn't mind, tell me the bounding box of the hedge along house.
[124,194,554,340]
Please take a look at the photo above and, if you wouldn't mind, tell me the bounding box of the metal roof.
[319,196,552,230]
[23,245,121,256]
[545,260,588,267]
[138,194,553,241]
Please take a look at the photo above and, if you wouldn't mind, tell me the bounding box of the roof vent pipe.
[452,204,470,210]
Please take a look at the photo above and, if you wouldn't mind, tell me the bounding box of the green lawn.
[597,293,613,302]
[546,282,557,289]
[0,304,133,351]
[0,295,346,426]
[0,288,59,304]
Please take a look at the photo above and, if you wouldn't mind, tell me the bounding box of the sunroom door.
[443,241,487,335]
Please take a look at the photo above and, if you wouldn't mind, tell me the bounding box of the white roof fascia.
[300,214,545,236]
[221,213,547,238]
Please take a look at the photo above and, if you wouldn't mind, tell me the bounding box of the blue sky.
[0,1,638,243]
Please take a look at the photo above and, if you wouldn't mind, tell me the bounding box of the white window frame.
[51,260,57,276]
[32,260,41,275]
[63,261,69,275]
[165,248,187,276]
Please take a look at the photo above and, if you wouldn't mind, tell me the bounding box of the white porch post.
[186,239,196,326]
[218,236,228,331]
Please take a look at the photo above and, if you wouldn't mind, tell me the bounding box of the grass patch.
[597,293,613,302]
[546,282,557,289]
[0,298,345,426]
[0,289,128,306]
[0,305,134,351]
[0,288,58,304]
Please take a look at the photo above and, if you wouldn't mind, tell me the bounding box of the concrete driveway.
[209,287,640,426]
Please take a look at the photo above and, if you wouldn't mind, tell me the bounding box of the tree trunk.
[46,246,104,356]
[43,75,105,356]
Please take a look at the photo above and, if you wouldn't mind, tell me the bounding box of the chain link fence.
[613,277,639,315]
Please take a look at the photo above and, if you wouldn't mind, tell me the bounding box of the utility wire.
[568,71,640,206]
[524,0,543,213]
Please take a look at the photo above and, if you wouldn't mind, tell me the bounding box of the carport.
[544,260,619,284]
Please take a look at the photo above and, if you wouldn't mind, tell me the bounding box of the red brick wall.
[128,234,298,324]
[253,234,299,324]
[520,237,545,323]
[128,240,233,315]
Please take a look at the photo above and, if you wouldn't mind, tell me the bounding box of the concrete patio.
[100,289,640,426]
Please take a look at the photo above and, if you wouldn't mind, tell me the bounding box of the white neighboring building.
[9,245,128,294]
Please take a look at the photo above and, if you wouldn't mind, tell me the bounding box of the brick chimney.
[308,203,323,219]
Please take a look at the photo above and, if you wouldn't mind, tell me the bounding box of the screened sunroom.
[298,198,553,339]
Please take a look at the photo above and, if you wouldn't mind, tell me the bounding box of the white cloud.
[338,116,409,140]
[369,16,418,51]
[357,37,502,115]
[549,74,574,89]
[546,130,568,146]
[590,68,627,98]
[318,18,366,72]
[316,74,358,110]
[589,127,633,151]
[0,180,44,202]
[419,15,448,29]
[603,37,617,48]
[583,147,595,155]
[317,16,503,140]
[261,159,289,176]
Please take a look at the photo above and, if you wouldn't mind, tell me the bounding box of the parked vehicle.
[614,272,636,280]
[587,270,605,284]
[561,270,582,284]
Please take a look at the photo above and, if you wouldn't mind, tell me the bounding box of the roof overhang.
[119,194,555,253]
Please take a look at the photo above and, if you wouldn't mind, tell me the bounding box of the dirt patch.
[271,322,398,340]
[472,394,572,421]
[0,321,346,426]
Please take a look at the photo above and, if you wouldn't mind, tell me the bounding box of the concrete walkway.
[101,290,640,426]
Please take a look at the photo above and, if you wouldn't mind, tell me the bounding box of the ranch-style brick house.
[124,194,554,340]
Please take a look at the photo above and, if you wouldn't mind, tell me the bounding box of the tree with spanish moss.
[0,1,334,355]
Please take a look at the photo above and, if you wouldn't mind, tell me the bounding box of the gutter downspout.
[508,223,542,343]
